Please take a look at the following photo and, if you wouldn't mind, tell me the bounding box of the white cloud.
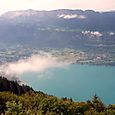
[0,52,70,76]
[82,30,102,37]
[109,32,115,36]
[58,14,86,19]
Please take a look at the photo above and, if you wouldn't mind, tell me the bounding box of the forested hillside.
[0,76,115,115]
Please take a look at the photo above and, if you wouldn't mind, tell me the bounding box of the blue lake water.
[20,64,115,104]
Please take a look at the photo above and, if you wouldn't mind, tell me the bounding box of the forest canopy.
[0,76,115,115]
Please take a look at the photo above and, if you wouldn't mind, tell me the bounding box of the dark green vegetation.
[0,76,34,95]
[0,76,115,115]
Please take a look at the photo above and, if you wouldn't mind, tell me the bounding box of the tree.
[91,94,105,112]
[5,101,23,115]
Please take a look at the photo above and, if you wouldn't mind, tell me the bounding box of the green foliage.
[0,77,115,114]
[0,92,89,115]
[91,94,105,112]
[5,101,23,115]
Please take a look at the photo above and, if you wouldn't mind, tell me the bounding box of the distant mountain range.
[0,9,115,49]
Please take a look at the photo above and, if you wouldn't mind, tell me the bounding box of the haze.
[0,53,70,76]
[0,0,115,15]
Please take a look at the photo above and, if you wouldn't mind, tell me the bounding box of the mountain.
[1,9,115,31]
[0,9,115,49]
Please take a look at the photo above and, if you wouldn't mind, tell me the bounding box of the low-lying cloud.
[109,32,115,36]
[0,52,70,78]
[82,30,102,37]
[58,14,86,19]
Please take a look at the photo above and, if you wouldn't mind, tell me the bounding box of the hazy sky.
[0,0,115,14]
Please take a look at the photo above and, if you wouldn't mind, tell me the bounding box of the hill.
[0,76,34,95]
[0,9,115,49]
[0,76,115,114]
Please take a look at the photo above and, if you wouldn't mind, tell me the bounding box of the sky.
[0,0,115,15]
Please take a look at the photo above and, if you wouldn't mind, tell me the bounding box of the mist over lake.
[0,47,115,104]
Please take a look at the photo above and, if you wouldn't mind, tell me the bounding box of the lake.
[20,64,115,104]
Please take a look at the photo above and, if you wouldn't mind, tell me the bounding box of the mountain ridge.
[0,9,115,49]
